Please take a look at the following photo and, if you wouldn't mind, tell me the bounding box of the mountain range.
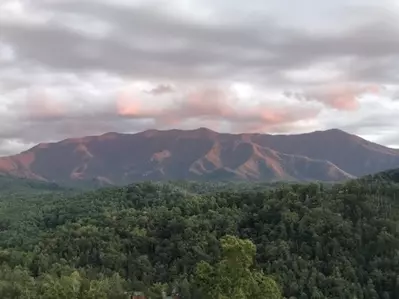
[0,127,398,185]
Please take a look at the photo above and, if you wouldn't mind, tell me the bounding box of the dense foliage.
[361,168,399,185]
[0,175,398,298]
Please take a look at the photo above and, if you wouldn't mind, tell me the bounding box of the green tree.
[38,271,81,299]
[194,235,281,299]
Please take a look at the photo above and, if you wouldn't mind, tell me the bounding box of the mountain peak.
[139,127,218,139]
[312,128,348,135]
[186,127,218,137]
[0,128,399,185]
[193,127,216,133]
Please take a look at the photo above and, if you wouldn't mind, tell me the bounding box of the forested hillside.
[361,168,399,185]
[0,175,67,193]
[0,176,398,298]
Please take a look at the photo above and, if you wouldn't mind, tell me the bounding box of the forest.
[0,173,398,298]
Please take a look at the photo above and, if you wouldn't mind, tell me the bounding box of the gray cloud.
[320,98,399,147]
[146,84,175,95]
[1,0,398,84]
[0,0,399,155]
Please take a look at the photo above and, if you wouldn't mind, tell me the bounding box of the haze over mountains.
[0,127,398,186]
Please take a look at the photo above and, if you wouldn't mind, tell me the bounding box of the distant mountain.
[0,128,399,185]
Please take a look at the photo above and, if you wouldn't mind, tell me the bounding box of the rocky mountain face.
[1,128,399,185]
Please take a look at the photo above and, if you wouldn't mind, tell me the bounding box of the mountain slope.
[0,128,398,184]
[0,175,66,193]
[250,129,399,176]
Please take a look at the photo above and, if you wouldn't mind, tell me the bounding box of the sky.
[0,0,399,156]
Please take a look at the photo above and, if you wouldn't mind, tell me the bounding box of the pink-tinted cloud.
[287,84,381,111]
[11,84,322,137]
[231,103,320,133]
[116,90,142,117]
[166,88,235,118]
[116,86,321,132]
[25,89,66,120]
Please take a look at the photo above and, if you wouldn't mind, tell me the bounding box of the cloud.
[0,0,399,155]
[23,88,67,120]
[319,95,399,146]
[116,86,321,132]
[0,139,35,156]
[116,90,143,117]
[285,84,382,111]
[0,75,322,153]
[1,0,398,85]
[0,42,16,63]
[146,84,175,95]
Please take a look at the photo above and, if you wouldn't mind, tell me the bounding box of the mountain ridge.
[0,128,398,185]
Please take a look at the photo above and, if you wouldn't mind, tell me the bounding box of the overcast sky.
[0,0,398,156]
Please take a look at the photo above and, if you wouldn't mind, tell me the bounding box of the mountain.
[0,127,398,185]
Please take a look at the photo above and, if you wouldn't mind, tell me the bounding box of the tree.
[194,235,282,299]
